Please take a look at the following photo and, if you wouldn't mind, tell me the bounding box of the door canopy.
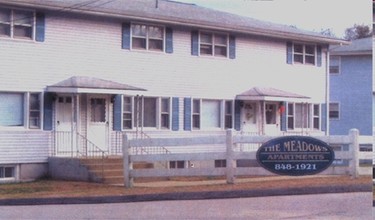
[236,87,310,102]
[46,76,146,94]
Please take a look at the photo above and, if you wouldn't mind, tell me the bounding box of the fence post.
[226,129,235,184]
[123,134,133,188]
[349,129,359,179]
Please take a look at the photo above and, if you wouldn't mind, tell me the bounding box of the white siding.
[0,131,52,163]
[0,13,327,102]
[0,11,329,162]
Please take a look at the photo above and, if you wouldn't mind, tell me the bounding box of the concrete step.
[79,158,154,185]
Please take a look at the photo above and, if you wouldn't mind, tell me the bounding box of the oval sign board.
[256,136,335,176]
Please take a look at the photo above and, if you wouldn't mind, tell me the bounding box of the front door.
[87,96,109,152]
[264,103,279,135]
[55,96,75,154]
[241,102,257,133]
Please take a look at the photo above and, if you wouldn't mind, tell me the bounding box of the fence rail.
[123,129,372,188]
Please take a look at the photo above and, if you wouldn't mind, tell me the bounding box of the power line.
[0,0,117,25]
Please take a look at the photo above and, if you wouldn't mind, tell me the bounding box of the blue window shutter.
[165,27,173,54]
[191,31,199,56]
[286,42,293,64]
[43,93,53,131]
[234,100,241,131]
[229,36,236,59]
[172,97,179,131]
[317,45,322,67]
[280,102,287,131]
[321,103,327,132]
[184,98,192,130]
[113,95,122,131]
[35,12,45,42]
[122,23,131,49]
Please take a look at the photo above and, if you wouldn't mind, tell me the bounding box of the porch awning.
[46,76,146,94]
[236,87,310,102]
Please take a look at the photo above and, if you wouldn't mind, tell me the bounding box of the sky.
[177,0,372,38]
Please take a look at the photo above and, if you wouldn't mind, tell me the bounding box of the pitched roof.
[0,0,347,45]
[330,37,372,55]
[236,87,310,102]
[46,76,146,93]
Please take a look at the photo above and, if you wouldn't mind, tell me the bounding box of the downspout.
[325,47,330,135]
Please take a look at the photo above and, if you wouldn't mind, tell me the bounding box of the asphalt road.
[0,192,372,220]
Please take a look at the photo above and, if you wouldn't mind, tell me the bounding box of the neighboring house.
[329,37,373,136]
[0,0,345,182]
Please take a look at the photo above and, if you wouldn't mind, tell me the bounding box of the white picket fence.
[122,129,372,188]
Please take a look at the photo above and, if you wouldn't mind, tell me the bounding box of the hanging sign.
[256,136,334,176]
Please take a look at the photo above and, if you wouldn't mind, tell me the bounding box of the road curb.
[0,184,371,206]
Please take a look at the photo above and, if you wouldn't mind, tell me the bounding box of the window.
[169,161,185,169]
[132,96,170,129]
[0,8,34,39]
[295,104,308,128]
[0,166,15,179]
[192,99,200,129]
[0,93,24,127]
[292,43,316,65]
[143,97,157,127]
[90,98,106,122]
[224,101,233,129]
[132,24,164,51]
[29,93,41,129]
[313,104,320,129]
[215,160,226,168]
[201,100,221,129]
[287,103,316,129]
[329,56,340,74]
[329,103,340,119]
[123,96,132,129]
[287,103,294,129]
[161,98,170,129]
[200,32,228,57]
[265,104,276,124]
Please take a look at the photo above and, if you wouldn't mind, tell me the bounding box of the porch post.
[75,94,80,156]
[71,94,75,157]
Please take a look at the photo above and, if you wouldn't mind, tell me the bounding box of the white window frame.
[287,103,319,131]
[329,55,341,74]
[29,93,41,129]
[0,165,17,181]
[169,160,185,169]
[160,97,171,130]
[292,43,316,65]
[329,102,340,120]
[122,96,133,130]
[191,99,226,131]
[312,104,321,130]
[192,99,201,130]
[199,31,229,57]
[224,100,233,129]
[128,96,171,131]
[0,92,43,131]
[0,7,35,40]
[131,23,165,52]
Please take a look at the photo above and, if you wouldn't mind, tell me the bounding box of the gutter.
[0,1,349,45]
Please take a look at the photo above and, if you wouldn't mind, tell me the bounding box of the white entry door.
[264,103,279,135]
[55,96,75,154]
[87,96,109,152]
[241,102,257,133]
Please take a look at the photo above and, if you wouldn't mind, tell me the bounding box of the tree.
[344,24,372,40]
[320,28,336,38]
